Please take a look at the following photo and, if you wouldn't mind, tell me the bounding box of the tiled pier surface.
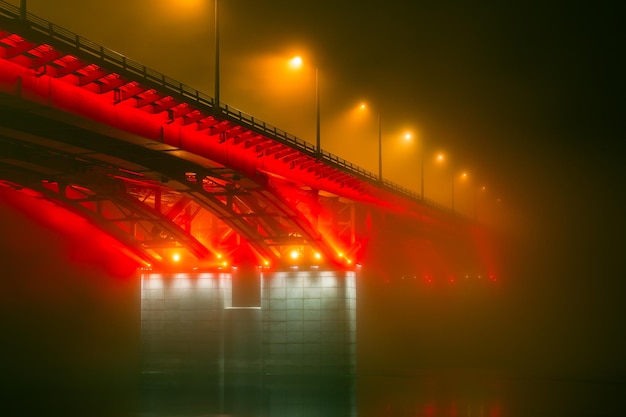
[140,270,356,378]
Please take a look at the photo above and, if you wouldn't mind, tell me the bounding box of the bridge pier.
[140,269,356,380]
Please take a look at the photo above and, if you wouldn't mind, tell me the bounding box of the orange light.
[290,250,300,260]
[172,253,181,262]
[289,56,303,69]
[314,252,322,260]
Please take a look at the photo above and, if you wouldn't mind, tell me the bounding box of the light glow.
[289,56,303,69]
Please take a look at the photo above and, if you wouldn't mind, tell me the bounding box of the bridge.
[0,2,498,378]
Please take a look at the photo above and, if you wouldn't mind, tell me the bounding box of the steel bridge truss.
[0,115,357,268]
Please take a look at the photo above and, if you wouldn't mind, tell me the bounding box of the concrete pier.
[140,269,356,378]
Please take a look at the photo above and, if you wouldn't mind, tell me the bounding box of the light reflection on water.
[135,370,625,417]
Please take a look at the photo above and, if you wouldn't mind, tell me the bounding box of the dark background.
[1,0,624,404]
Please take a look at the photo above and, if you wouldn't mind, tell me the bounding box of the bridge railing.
[0,0,452,215]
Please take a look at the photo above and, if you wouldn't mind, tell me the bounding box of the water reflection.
[141,373,355,416]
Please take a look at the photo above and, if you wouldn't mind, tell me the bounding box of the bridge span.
[0,1,495,279]
[0,1,500,379]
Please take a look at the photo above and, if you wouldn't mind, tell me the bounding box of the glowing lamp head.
[403,132,412,141]
[290,250,300,260]
[314,252,322,260]
[172,253,181,262]
[289,56,303,69]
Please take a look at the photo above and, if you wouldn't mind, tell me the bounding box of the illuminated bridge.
[0,2,498,376]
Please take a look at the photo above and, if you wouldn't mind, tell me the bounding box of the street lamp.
[356,103,383,182]
[289,56,321,155]
[452,171,468,212]
[436,153,467,212]
[213,0,220,111]
[19,0,27,20]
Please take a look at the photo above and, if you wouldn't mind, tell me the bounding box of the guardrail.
[0,0,452,215]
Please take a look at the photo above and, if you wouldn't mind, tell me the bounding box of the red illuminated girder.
[244,136,270,149]
[134,89,162,107]
[74,64,107,86]
[255,141,282,155]
[218,126,245,143]
[273,148,298,160]
[232,131,260,146]
[264,144,289,157]
[150,96,178,114]
[298,160,321,170]
[343,178,362,189]
[307,164,331,176]
[181,110,206,125]
[284,154,307,165]
[196,115,220,130]
[47,55,86,77]
[114,81,146,103]
[163,195,193,222]
[169,103,194,120]
[20,44,61,69]
[0,34,33,58]
[94,74,126,94]
[327,171,351,181]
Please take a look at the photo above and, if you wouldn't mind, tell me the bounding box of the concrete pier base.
[140,269,356,379]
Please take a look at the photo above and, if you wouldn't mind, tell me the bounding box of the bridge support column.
[140,269,356,381]
[140,272,232,380]
[261,270,356,375]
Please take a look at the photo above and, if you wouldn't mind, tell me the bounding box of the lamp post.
[289,56,320,156]
[452,171,468,213]
[213,0,220,111]
[378,112,382,181]
[19,0,26,20]
[419,138,424,199]
[315,67,320,156]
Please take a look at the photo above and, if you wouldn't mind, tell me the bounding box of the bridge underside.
[0,14,497,279]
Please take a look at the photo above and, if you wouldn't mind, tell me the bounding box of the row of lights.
[388,273,498,284]
[145,247,356,271]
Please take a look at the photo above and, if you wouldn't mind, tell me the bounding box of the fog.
[1,0,624,411]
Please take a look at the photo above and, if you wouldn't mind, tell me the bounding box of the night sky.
[1,0,624,394]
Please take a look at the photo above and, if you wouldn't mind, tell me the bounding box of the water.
[5,370,623,416]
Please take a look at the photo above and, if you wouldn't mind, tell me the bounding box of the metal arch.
[0,136,212,264]
[0,104,343,265]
